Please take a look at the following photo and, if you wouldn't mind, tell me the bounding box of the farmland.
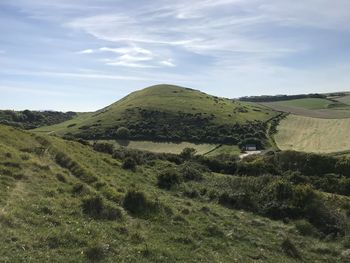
[261,98,350,118]
[275,114,350,153]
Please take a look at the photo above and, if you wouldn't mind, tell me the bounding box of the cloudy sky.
[1,0,350,111]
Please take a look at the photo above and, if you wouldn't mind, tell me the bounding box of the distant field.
[275,114,350,153]
[337,95,350,105]
[98,140,218,155]
[274,98,333,110]
[261,98,350,119]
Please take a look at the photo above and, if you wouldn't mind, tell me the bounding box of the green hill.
[1,124,349,262]
[35,84,278,145]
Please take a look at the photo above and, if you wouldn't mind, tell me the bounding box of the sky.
[1,0,350,111]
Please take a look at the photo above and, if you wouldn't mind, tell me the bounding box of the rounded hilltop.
[34,84,277,145]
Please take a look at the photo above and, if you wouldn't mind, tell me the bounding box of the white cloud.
[160,59,176,67]
[78,49,94,54]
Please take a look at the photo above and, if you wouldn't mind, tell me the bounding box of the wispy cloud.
[1,0,350,110]
[77,49,94,54]
[0,69,151,81]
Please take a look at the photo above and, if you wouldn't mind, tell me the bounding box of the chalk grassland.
[261,98,350,119]
[275,114,350,153]
[1,124,343,262]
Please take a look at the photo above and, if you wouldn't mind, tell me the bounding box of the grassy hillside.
[275,114,350,153]
[1,124,350,262]
[35,85,277,145]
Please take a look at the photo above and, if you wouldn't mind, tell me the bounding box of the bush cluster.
[122,190,159,217]
[82,195,122,220]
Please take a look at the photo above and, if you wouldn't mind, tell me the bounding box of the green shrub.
[93,142,114,154]
[115,127,130,139]
[157,169,182,190]
[180,148,196,160]
[294,220,319,237]
[122,157,137,171]
[180,162,203,181]
[122,190,158,217]
[82,195,122,220]
[85,242,105,262]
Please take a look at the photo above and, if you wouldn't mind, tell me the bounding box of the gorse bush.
[122,190,159,217]
[294,220,319,237]
[157,168,182,190]
[122,157,137,171]
[180,148,196,160]
[82,195,122,220]
[85,242,105,262]
[115,127,130,139]
[180,162,203,181]
[93,142,114,154]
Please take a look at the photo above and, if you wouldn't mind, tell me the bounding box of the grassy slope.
[275,114,350,153]
[35,84,276,135]
[0,124,343,262]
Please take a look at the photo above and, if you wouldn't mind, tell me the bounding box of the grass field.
[205,144,241,157]
[274,98,335,110]
[275,114,350,153]
[99,140,218,155]
[94,140,241,156]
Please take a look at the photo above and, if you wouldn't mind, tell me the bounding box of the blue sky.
[1,0,350,111]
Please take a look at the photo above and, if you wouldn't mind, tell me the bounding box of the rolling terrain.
[1,124,350,262]
[35,84,278,146]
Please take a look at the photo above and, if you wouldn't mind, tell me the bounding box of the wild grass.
[0,124,347,262]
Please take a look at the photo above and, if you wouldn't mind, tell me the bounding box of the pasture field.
[275,114,350,153]
[205,144,241,157]
[97,140,218,155]
[273,98,334,110]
